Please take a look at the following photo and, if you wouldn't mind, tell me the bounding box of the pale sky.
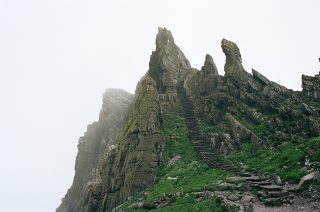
[0,0,319,211]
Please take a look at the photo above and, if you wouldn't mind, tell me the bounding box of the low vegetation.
[119,114,235,211]
[228,137,320,182]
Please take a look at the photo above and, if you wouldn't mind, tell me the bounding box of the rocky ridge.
[58,28,320,211]
[57,89,133,212]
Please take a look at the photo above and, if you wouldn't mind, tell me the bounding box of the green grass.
[147,114,228,200]
[119,114,233,211]
[228,137,320,182]
[151,196,237,212]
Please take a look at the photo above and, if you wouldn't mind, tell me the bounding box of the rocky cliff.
[58,28,194,212]
[302,72,320,100]
[58,28,320,211]
[57,89,133,212]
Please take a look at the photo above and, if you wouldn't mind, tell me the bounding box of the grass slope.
[119,114,234,211]
[227,137,320,182]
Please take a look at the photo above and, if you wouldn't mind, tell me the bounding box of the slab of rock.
[226,176,245,183]
[168,155,181,166]
[217,182,240,190]
[267,191,289,198]
[167,176,178,180]
[252,68,270,85]
[259,185,283,191]
[244,176,261,182]
[297,171,320,190]
[225,114,262,154]
[228,193,241,201]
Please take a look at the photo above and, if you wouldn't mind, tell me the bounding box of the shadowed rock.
[221,38,252,83]
[302,72,320,100]
[201,54,219,75]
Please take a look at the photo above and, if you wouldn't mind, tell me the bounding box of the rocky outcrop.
[185,38,319,156]
[149,27,192,113]
[96,75,163,211]
[252,68,270,86]
[201,54,218,75]
[221,38,251,83]
[302,72,320,100]
[58,27,194,212]
[225,114,262,154]
[57,89,133,212]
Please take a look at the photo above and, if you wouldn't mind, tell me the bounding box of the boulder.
[168,155,181,166]
[273,175,283,186]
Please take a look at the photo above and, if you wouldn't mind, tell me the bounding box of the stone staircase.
[224,173,295,206]
[177,82,239,173]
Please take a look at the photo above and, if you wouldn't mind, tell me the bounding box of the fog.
[0,0,319,211]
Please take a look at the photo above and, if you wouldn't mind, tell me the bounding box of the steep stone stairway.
[223,173,295,207]
[177,82,239,173]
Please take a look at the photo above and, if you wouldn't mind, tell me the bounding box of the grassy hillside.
[227,136,320,182]
[118,114,320,211]
[118,114,237,211]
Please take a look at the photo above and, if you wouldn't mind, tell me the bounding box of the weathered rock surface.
[58,28,194,212]
[297,171,320,190]
[57,89,134,212]
[221,38,251,83]
[302,72,320,100]
[201,54,218,75]
[149,27,192,113]
[58,28,320,211]
[185,38,320,155]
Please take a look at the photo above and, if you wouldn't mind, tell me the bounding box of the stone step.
[199,152,215,155]
[251,181,273,187]
[259,184,283,191]
[263,195,294,206]
[267,191,289,198]
[191,142,205,146]
[194,147,210,151]
[239,172,252,177]
[244,176,261,182]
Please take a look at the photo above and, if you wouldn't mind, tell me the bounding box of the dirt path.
[252,196,320,212]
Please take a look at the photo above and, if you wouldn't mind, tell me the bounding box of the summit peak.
[156,27,175,50]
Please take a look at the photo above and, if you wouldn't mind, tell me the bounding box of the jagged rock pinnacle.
[221,38,251,82]
[156,27,175,50]
[201,54,219,75]
[221,38,242,64]
[148,27,191,96]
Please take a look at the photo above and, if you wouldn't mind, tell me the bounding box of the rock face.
[201,54,218,75]
[58,28,320,211]
[302,72,320,100]
[58,28,193,212]
[57,89,134,212]
[186,38,320,155]
[221,38,251,82]
[149,27,192,113]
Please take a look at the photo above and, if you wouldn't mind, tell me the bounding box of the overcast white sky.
[0,0,319,211]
